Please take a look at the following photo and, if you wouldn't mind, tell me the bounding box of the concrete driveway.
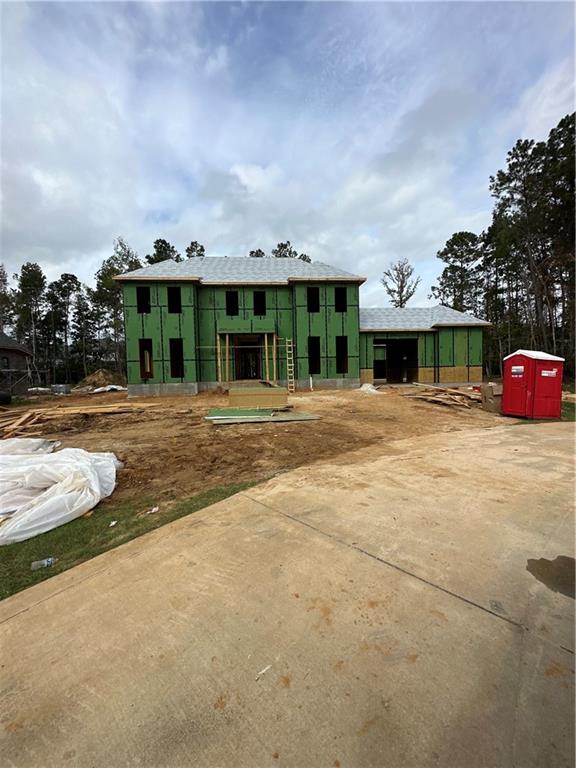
[1,422,574,768]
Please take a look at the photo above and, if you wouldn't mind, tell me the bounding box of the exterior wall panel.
[123,280,483,390]
[359,329,483,383]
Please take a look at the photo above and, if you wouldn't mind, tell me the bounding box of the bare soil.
[19,387,504,505]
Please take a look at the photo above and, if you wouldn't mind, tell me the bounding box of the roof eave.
[431,322,491,328]
[201,280,289,286]
[114,275,366,285]
[0,344,32,355]
[288,276,366,284]
[114,275,201,282]
[360,327,434,333]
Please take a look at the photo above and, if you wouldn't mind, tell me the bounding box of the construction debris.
[73,368,127,390]
[0,402,158,438]
[359,383,381,394]
[402,384,482,409]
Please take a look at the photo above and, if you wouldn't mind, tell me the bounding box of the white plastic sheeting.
[0,438,60,456]
[0,441,121,545]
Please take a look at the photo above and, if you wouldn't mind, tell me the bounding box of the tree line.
[0,240,311,384]
[381,113,574,377]
[431,113,574,376]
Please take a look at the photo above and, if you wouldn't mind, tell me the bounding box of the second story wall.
[196,285,294,381]
[123,279,362,385]
[293,283,360,381]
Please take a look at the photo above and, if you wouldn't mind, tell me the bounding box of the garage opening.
[373,339,418,383]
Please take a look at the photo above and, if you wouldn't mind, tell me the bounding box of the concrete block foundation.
[127,382,199,398]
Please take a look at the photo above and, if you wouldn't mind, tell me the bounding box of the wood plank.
[225,333,230,382]
[411,382,481,400]
[1,411,35,432]
[216,334,222,383]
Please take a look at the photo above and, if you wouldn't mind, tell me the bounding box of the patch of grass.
[8,396,33,407]
[0,480,258,601]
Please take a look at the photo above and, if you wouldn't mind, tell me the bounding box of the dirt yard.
[21,387,504,504]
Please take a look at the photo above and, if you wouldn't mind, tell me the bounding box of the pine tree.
[430,233,482,314]
[185,241,205,258]
[13,262,46,363]
[0,264,13,332]
[93,238,142,373]
[145,239,182,264]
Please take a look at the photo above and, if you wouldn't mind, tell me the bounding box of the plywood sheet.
[206,408,318,425]
[360,369,374,384]
[417,367,435,383]
[228,387,288,408]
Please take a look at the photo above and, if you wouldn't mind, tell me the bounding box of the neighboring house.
[0,331,32,395]
[115,258,489,397]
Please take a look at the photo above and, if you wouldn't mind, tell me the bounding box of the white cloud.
[519,58,575,141]
[204,44,229,76]
[0,1,573,310]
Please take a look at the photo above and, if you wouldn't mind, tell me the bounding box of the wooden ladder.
[285,338,296,393]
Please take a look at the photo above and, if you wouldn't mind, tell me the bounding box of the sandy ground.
[1,422,572,768]
[26,387,503,503]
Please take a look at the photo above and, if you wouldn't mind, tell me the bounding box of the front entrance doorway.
[234,335,262,380]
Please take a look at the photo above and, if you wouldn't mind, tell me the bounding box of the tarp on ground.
[0,440,121,545]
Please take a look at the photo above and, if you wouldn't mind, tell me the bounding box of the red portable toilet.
[501,350,564,419]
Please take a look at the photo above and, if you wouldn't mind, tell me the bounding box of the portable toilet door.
[502,350,564,419]
[501,351,533,417]
[532,355,564,418]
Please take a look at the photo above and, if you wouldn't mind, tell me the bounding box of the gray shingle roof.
[0,331,31,355]
[360,306,489,331]
[116,257,365,284]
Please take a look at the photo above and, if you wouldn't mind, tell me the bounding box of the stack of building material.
[206,407,319,425]
[228,386,288,409]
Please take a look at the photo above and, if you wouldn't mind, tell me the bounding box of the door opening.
[234,335,262,380]
[373,339,418,383]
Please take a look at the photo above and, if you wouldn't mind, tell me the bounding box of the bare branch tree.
[381,258,421,308]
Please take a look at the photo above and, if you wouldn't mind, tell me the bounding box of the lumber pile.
[0,402,158,438]
[402,383,481,409]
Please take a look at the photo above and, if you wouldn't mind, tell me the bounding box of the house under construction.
[115,258,488,396]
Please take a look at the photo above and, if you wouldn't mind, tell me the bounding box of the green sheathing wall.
[123,283,198,385]
[359,332,435,369]
[467,328,483,367]
[196,285,294,382]
[360,328,483,380]
[293,283,360,380]
[437,327,483,368]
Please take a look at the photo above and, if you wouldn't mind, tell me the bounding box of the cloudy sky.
[1,1,574,306]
